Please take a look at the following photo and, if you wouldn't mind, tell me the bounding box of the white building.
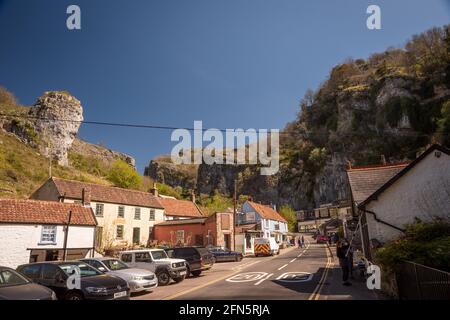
[31,177,165,249]
[0,199,97,268]
[356,145,450,260]
[236,201,288,255]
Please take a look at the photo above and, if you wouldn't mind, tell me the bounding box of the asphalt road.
[132,238,333,300]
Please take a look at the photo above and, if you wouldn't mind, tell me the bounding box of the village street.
[132,237,378,300]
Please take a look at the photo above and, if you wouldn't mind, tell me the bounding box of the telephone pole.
[62,210,73,261]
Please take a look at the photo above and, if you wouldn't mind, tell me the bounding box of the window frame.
[134,207,141,220]
[116,225,124,239]
[40,225,57,244]
[118,206,125,218]
[95,203,104,217]
[149,209,155,221]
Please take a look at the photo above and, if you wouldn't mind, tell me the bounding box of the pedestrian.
[301,235,305,247]
[336,239,351,286]
[297,237,302,248]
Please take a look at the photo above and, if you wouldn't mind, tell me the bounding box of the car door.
[134,252,155,272]
[41,264,67,299]
[18,264,42,283]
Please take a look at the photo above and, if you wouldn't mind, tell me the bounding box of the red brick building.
[153,211,234,249]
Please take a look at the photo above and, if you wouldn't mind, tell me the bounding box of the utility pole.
[62,210,73,261]
[233,178,237,251]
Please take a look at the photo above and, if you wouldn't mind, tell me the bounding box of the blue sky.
[0,0,449,172]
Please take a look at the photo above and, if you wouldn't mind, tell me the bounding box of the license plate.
[114,291,127,299]
[179,271,186,276]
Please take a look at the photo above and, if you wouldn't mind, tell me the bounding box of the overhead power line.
[0,112,446,138]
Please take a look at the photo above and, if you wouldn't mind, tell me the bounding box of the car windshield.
[59,262,102,277]
[151,250,168,260]
[0,269,29,287]
[103,259,129,271]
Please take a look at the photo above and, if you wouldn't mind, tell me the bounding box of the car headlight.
[51,291,57,300]
[132,276,144,281]
[85,287,107,294]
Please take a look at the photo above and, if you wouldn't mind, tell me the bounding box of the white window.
[149,209,155,221]
[95,203,104,217]
[40,226,57,244]
[118,206,125,218]
[176,230,184,243]
[134,208,141,220]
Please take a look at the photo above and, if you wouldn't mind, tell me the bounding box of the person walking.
[297,237,302,248]
[336,239,352,286]
[301,235,305,247]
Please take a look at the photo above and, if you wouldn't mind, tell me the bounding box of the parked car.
[207,246,243,262]
[0,266,56,300]
[254,237,280,256]
[316,235,329,244]
[165,247,214,277]
[119,249,187,286]
[80,258,157,293]
[16,261,130,300]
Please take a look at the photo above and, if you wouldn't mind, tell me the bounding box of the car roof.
[120,249,164,253]
[81,257,117,261]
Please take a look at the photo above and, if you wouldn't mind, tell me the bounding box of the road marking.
[278,264,288,271]
[226,272,268,283]
[308,245,333,300]
[290,258,296,263]
[163,245,298,300]
[231,260,262,271]
[276,272,313,282]
[254,273,273,286]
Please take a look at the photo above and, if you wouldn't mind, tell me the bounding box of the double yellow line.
[308,245,333,300]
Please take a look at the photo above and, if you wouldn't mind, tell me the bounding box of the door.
[133,227,140,244]
[134,252,155,272]
[224,234,231,250]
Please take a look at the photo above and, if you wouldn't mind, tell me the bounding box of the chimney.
[191,190,196,203]
[380,155,387,165]
[150,183,158,197]
[81,187,91,207]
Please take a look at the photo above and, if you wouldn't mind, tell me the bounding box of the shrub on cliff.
[279,205,297,232]
[107,160,142,189]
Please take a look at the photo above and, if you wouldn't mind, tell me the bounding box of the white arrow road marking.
[276,272,313,282]
[254,273,274,286]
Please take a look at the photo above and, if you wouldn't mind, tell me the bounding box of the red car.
[316,235,329,244]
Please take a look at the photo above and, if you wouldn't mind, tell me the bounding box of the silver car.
[80,258,157,293]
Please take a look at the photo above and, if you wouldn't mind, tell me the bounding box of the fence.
[396,261,450,300]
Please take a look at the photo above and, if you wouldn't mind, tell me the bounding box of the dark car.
[17,261,130,300]
[207,246,243,262]
[0,266,56,300]
[165,247,214,277]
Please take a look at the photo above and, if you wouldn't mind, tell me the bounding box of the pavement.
[131,237,380,300]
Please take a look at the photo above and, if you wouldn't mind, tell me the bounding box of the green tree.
[279,205,297,232]
[107,160,142,189]
[437,100,450,147]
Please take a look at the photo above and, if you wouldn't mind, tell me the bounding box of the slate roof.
[51,177,164,209]
[158,198,204,218]
[347,163,409,205]
[0,199,97,226]
[246,201,287,222]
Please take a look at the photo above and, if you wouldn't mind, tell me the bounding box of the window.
[40,225,57,244]
[149,209,155,221]
[0,269,29,287]
[265,219,269,228]
[135,252,152,262]
[118,206,125,218]
[121,254,132,263]
[116,225,124,239]
[95,203,104,217]
[134,208,141,220]
[176,230,184,244]
[274,223,280,231]
[132,227,140,244]
[19,265,41,279]
[42,264,60,280]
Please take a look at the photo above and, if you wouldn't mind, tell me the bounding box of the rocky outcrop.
[144,159,197,190]
[30,91,83,166]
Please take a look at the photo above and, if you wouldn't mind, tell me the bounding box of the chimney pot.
[150,183,158,197]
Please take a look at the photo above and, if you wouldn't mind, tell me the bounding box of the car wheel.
[157,270,171,286]
[65,291,84,300]
[191,270,202,277]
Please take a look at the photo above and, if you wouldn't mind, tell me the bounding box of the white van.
[254,237,280,256]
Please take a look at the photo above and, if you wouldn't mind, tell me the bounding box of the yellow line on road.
[308,245,333,300]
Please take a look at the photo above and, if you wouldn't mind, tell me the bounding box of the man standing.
[301,235,305,247]
[297,237,302,248]
[336,239,352,286]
